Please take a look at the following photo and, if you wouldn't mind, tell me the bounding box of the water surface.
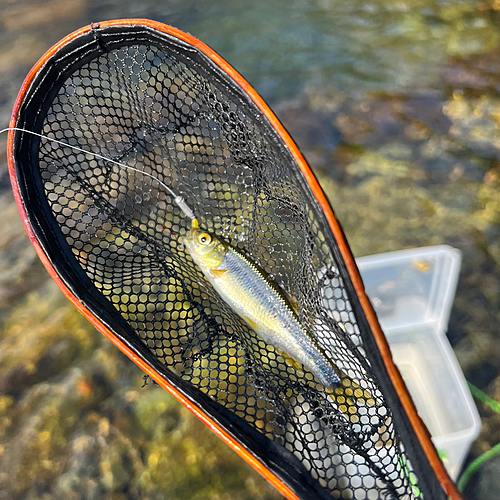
[1,1,499,499]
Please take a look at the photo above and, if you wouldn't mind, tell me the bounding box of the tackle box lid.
[356,245,462,334]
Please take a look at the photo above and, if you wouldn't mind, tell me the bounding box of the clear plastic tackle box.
[356,245,481,479]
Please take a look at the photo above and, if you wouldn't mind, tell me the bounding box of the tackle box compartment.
[356,245,481,479]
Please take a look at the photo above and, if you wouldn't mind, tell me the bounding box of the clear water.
[0,1,499,499]
[2,0,498,105]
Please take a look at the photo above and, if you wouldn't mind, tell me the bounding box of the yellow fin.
[210,269,228,278]
[242,315,258,330]
[276,348,303,372]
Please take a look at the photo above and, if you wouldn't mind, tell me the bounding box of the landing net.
[9,21,450,500]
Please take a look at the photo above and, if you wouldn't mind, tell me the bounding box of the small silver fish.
[183,219,341,388]
[5,127,374,409]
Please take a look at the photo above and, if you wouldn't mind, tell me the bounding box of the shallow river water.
[0,1,500,499]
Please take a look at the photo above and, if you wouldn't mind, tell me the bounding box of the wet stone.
[444,49,500,94]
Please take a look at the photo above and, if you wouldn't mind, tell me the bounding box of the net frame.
[6,19,461,500]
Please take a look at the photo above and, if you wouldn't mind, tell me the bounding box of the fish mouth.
[181,234,194,252]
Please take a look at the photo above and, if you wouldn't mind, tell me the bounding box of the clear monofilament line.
[0,127,196,220]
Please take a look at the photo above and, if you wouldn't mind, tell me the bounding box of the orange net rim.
[6,18,461,500]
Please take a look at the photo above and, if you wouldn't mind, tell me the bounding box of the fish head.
[183,219,227,270]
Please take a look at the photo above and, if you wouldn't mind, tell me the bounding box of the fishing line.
[3,128,376,407]
[0,127,196,220]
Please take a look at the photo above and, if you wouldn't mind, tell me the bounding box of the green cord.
[467,381,500,414]
[457,442,500,492]
[457,382,500,492]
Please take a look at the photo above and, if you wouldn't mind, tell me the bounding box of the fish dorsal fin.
[284,291,300,313]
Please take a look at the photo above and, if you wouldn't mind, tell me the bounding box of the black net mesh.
[11,23,448,500]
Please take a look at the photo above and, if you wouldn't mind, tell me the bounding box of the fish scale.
[185,227,341,388]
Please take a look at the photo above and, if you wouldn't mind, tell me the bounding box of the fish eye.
[198,233,212,245]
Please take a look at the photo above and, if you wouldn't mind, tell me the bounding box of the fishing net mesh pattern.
[11,24,447,500]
